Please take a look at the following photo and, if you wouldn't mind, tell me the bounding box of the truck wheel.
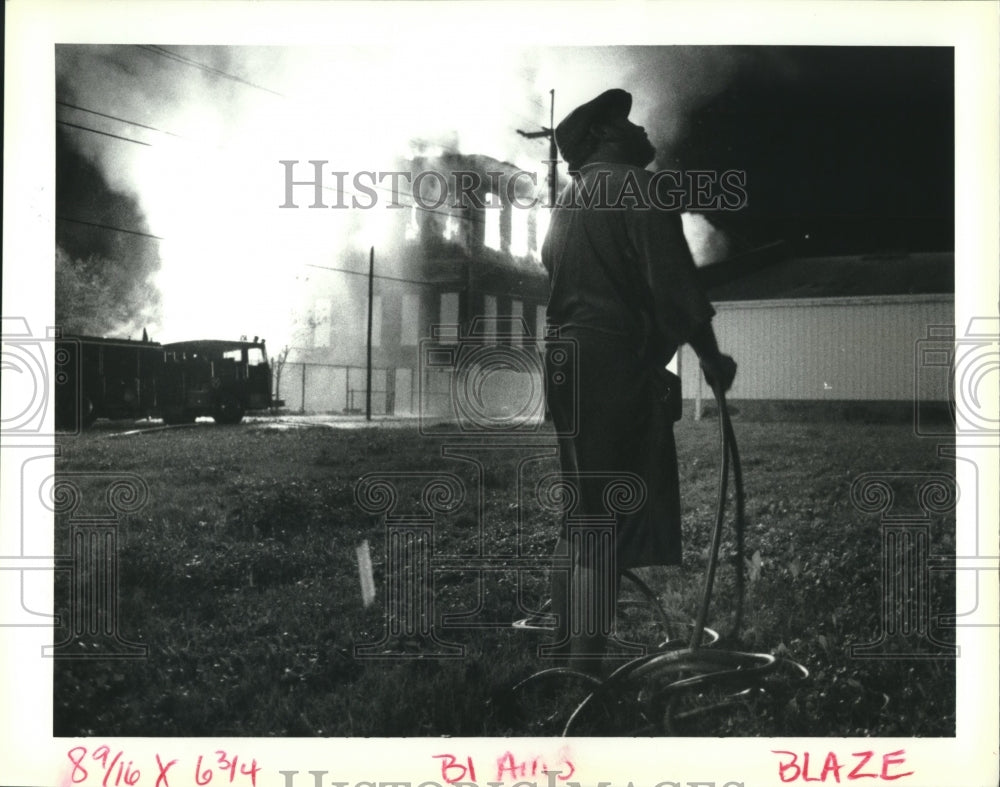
[213,394,244,425]
[163,406,195,425]
[58,395,96,431]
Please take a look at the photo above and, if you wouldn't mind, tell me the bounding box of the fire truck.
[55,334,276,429]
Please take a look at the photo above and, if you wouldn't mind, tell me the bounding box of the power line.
[56,120,152,147]
[57,50,551,189]
[55,215,547,280]
[136,45,546,134]
[57,108,541,230]
[54,55,553,244]
[53,215,539,279]
[57,101,183,138]
[55,121,547,247]
[137,45,285,97]
[66,43,551,153]
[57,98,543,209]
[56,103,545,226]
[303,262,548,298]
[304,262,455,287]
[57,216,163,240]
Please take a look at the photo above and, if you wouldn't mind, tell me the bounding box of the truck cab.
[160,339,273,424]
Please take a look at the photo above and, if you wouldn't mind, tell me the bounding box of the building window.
[401,292,419,346]
[484,193,502,251]
[533,208,551,260]
[510,208,530,258]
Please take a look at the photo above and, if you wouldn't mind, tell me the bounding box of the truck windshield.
[221,346,266,365]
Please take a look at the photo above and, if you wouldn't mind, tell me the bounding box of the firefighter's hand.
[701,354,737,393]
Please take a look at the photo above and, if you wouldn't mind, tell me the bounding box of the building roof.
[163,339,266,355]
[706,251,954,301]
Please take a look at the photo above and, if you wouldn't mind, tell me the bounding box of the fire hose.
[511,380,809,736]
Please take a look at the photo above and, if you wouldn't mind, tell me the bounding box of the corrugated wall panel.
[678,295,954,402]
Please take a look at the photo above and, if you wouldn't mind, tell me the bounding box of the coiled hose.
[512,381,808,735]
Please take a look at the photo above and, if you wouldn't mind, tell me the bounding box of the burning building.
[278,152,551,416]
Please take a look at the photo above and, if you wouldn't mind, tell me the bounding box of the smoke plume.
[60,45,900,346]
[55,124,162,337]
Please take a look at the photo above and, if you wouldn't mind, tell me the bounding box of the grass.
[53,415,956,737]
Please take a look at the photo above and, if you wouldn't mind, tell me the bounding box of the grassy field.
[53,413,956,737]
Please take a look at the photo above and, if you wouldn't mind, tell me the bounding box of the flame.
[57,45,755,348]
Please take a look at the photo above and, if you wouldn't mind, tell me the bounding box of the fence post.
[694,353,703,421]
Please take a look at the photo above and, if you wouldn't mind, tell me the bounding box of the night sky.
[657,46,955,257]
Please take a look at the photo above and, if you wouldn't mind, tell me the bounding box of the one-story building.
[678,250,954,422]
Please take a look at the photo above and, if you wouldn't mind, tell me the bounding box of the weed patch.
[53,419,955,736]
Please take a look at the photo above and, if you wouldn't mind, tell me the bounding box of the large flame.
[56,45,772,347]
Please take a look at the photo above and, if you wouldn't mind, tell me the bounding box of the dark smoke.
[651,46,954,257]
[55,125,162,337]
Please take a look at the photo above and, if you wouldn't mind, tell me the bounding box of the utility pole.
[366,245,374,421]
[517,89,558,208]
